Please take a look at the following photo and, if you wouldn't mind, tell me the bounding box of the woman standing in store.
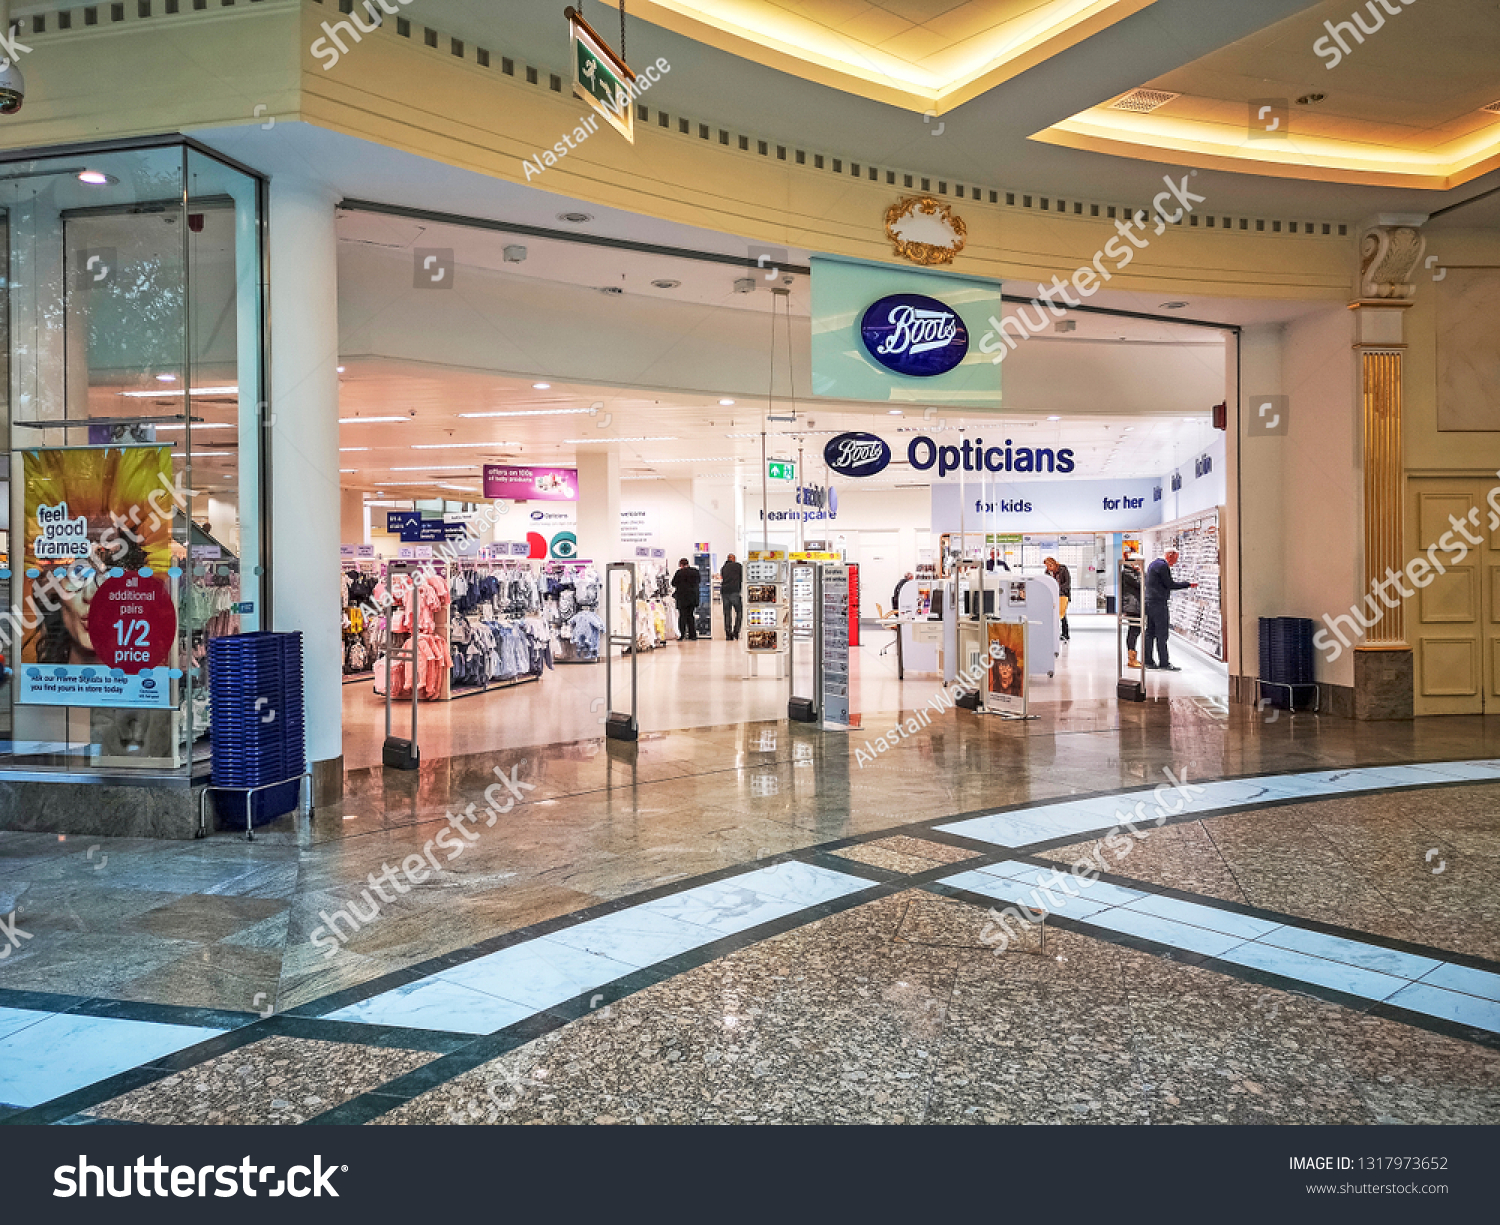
[1044,557,1072,642]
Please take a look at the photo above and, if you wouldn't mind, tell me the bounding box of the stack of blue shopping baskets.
[208,631,306,828]
[1258,617,1315,710]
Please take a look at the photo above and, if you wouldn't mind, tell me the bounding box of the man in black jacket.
[720,554,743,640]
[671,558,700,642]
[1144,550,1195,671]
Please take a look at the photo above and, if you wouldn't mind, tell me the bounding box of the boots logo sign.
[859,293,968,377]
[823,432,892,478]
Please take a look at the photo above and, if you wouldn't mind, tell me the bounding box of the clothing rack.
[447,558,551,696]
[342,559,382,683]
[540,560,606,665]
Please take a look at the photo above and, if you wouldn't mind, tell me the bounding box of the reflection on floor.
[341,619,1226,770]
[2,722,1499,1123]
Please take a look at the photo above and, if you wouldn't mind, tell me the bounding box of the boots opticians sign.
[823,432,893,477]
[859,293,969,377]
[825,432,1076,478]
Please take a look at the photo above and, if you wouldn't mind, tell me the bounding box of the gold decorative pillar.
[1359,347,1405,646]
[1348,215,1424,717]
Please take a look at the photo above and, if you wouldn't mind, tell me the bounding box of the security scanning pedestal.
[382,563,420,770]
[1116,559,1146,702]
[604,562,639,740]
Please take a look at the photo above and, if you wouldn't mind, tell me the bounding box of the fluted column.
[1348,214,1424,717]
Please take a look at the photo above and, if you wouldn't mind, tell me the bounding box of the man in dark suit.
[720,554,743,640]
[671,558,700,641]
[1144,550,1195,672]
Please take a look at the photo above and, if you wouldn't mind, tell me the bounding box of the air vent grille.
[1109,88,1180,113]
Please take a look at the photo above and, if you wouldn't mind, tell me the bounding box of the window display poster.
[483,464,577,501]
[20,446,178,708]
[986,620,1026,715]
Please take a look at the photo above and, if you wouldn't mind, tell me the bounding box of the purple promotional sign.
[483,464,578,501]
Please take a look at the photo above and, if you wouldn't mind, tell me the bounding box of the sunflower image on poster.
[20,446,179,708]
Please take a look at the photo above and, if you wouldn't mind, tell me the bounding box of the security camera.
[0,58,22,115]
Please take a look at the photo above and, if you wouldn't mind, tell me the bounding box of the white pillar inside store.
[576,446,622,566]
[268,178,343,800]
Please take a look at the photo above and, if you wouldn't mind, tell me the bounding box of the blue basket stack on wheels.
[1258,616,1315,710]
[208,631,306,828]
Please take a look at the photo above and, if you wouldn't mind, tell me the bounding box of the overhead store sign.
[824,431,1075,478]
[484,465,577,501]
[860,293,969,377]
[823,432,891,478]
[568,7,635,144]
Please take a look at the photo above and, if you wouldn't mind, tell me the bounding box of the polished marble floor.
[3,695,1499,1124]
[341,619,1227,770]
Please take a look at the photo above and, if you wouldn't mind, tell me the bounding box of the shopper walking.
[1043,557,1072,642]
[720,553,743,641]
[671,558,700,641]
[1143,549,1195,671]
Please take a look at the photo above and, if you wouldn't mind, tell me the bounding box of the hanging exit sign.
[768,459,795,481]
[567,6,635,144]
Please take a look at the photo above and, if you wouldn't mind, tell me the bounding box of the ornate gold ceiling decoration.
[885,196,966,266]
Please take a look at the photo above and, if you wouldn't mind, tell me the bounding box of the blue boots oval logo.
[860,293,968,377]
[824,432,892,478]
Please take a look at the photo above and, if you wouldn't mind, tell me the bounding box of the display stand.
[787,561,820,722]
[743,549,789,680]
[819,563,853,727]
[604,562,639,741]
[1144,508,1225,660]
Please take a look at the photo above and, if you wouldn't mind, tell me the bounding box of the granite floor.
[2,701,1499,1124]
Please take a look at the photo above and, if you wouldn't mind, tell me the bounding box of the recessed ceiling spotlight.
[719,398,735,406]
[337,365,345,373]
[1160,301,1188,309]
[888,409,903,415]
[652,279,681,289]
[78,170,118,186]
[1047,415,1061,421]
[1296,93,1325,106]
[532,382,551,390]
[557,211,594,224]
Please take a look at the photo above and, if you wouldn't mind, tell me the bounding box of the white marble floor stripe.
[0,1010,225,1109]
[324,861,873,1034]
[935,758,1500,849]
[939,859,1500,1036]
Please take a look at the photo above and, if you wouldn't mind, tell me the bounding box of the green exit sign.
[768,459,795,481]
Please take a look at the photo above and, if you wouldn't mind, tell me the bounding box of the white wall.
[1158,433,1227,521]
[1283,307,1359,689]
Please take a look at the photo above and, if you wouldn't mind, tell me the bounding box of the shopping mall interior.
[0,0,1498,1163]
